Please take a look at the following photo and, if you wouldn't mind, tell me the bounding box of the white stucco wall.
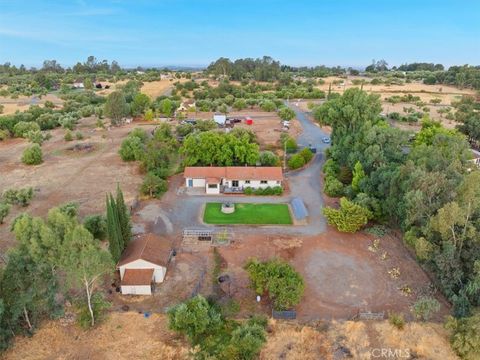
[206,184,220,194]
[226,179,281,189]
[121,285,152,295]
[186,178,206,187]
[119,259,166,283]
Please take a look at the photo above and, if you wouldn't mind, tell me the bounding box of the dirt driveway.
[137,103,330,237]
[218,231,449,321]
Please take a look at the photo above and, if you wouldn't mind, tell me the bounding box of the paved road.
[151,103,330,236]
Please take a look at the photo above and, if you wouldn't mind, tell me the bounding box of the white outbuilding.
[213,113,227,125]
[117,233,172,295]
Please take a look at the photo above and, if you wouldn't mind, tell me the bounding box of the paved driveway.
[149,103,330,236]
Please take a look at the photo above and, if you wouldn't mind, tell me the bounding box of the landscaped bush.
[323,197,371,233]
[411,296,440,321]
[64,130,73,141]
[119,135,145,161]
[0,202,10,224]
[260,99,277,112]
[21,144,43,165]
[259,151,279,166]
[13,121,40,138]
[288,153,305,169]
[245,258,305,310]
[324,174,345,197]
[388,312,405,330]
[140,172,168,198]
[26,130,46,144]
[323,158,339,177]
[83,214,107,240]
[0,129,9,140]
[168,295,267,359]
[244,186,283,196]
[445,313,480,360]
[299,147,314,163]
[284,137,297,153]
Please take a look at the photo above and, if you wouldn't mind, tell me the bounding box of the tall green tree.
[104,91,128,125]
[115,185,131,249]
[106,195,121,262]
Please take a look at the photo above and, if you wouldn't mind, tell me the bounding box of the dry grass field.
[0,93,64,115]
[312,76,476,129]
[3,313,457,360]
[140,79,178,98]
[0,117,155,252]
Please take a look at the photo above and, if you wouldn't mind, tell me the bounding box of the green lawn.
[203,202,293,225]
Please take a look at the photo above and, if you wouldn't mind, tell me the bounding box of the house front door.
[188,179,193,187]
[232,180,239,187]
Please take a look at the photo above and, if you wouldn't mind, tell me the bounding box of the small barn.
[117,233,172,295]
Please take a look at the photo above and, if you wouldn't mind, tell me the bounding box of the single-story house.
[184,166,283,194]
[117,233,172,295]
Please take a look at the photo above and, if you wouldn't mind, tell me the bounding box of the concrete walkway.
[149,103,330,236]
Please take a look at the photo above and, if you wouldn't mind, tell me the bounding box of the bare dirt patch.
[217,229,449,321]
[193,109,302,148]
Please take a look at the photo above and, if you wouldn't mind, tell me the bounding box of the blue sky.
[0,0,479,68]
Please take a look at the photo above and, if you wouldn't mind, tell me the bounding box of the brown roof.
[118,233,172,268]
[121,269,154,286]
[184,166,283,181]
[206,177,221,184]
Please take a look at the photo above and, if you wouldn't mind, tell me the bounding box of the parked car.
[227,117,242,123]
[322,136,330,144]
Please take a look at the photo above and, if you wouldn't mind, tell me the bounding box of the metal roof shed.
[291,197,308,220]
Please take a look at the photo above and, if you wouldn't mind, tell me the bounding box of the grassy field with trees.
[314,87,480,360]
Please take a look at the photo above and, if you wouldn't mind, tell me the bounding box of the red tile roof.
[118,233,172,268]
[206,177,221,184]
[184,166,283,181]
[121,269,154,286]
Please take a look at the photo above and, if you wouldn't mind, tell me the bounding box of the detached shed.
[213,113,227,125]
[117,233,172,295]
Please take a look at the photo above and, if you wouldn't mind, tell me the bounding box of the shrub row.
[244,186,283,196]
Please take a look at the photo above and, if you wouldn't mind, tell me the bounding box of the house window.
[208,184,218,189]
[245,180,251,184]
[260,180,268,184]
[276,181,281,184]
[232,180,239,187]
